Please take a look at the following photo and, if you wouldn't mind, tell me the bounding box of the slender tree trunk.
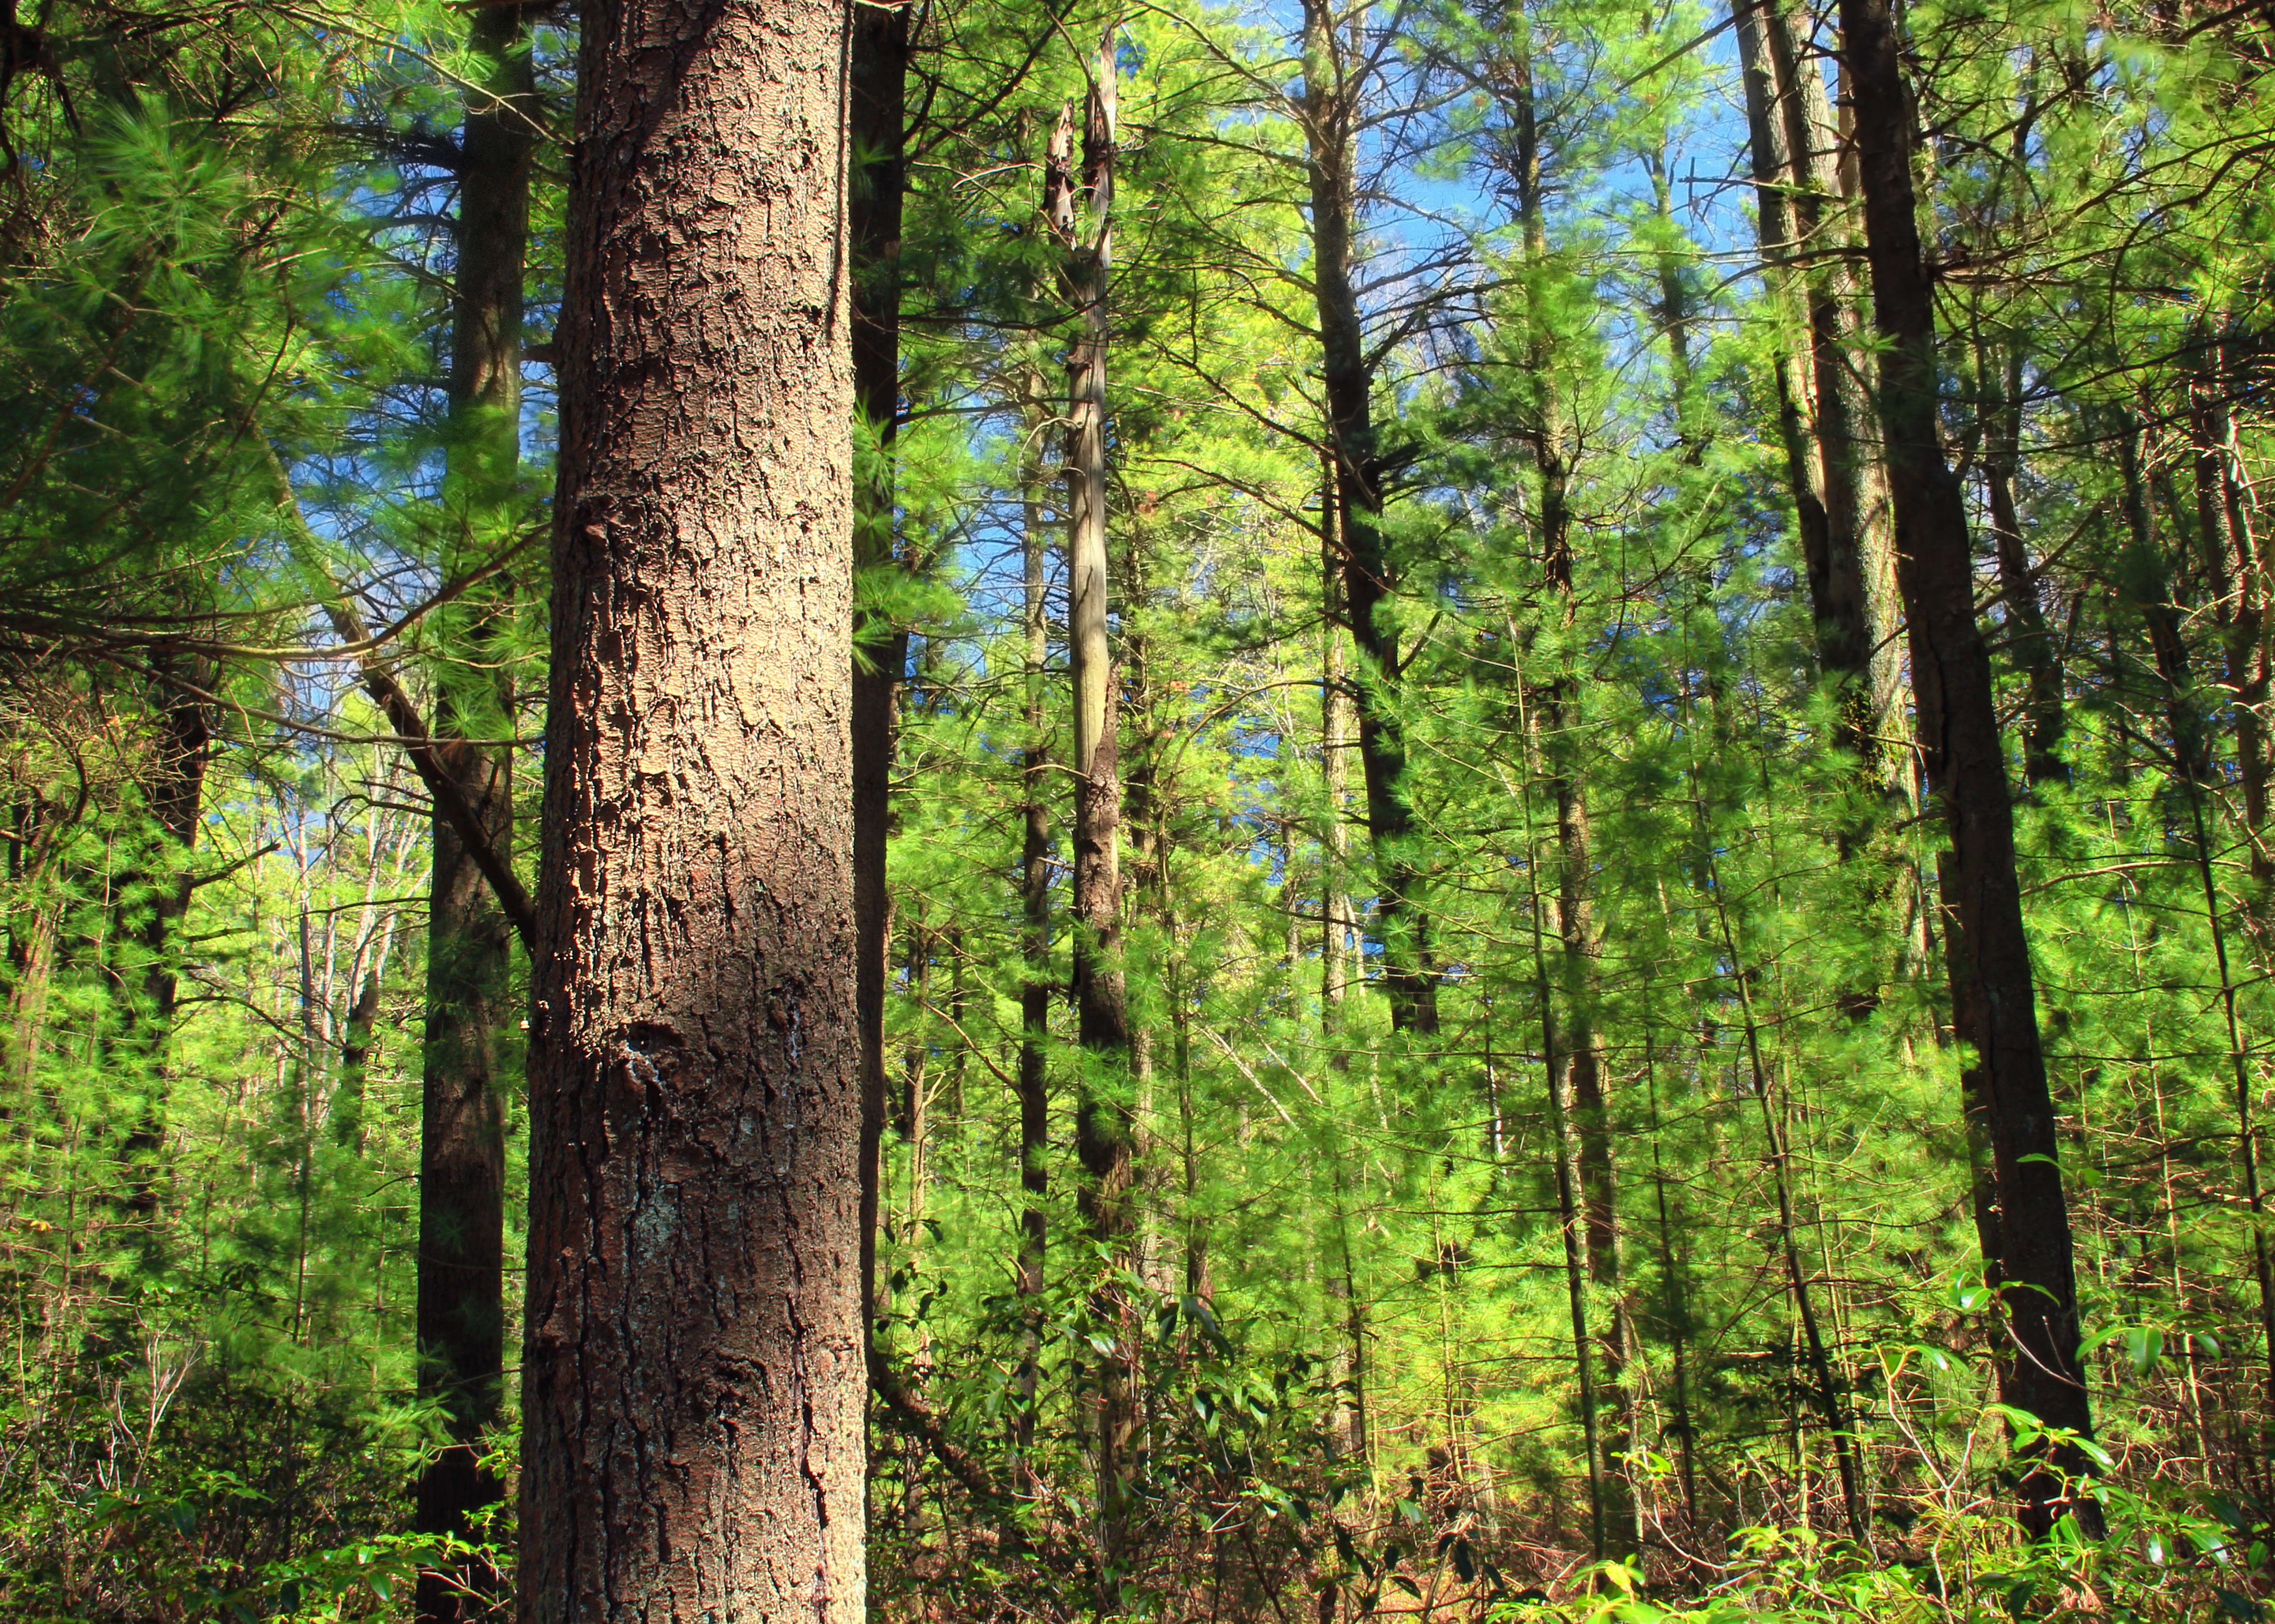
[2197,365,2274,939]
[1321,455,1358,1033]
[2113,422,2275,1449]
[1648,152,1700,459]
[1048,48,1136,1600]
[1760,0,1903,780]
[1704,875,1870,1543]
[116,652,211,1229]
[518,0,864,1612]
[1300,0,1436,1033]
[1550,767,1636,1543]
[335,971,380,1153]
[1982,344,2065,785]
[1501,36,1633,1541]
[1528,832,1609,1561]
[1841,0,2101,1535]
[1320,466,1368,1459]
[851,0,910,1393]
[1734,0,1834,669]
[416,11,531,1614]
[1640,1019,1702,1544]
[1014,374,1053,1494]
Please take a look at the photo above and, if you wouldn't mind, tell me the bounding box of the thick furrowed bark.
[519,0,863,1615]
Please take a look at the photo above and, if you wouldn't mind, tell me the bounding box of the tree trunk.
[1551,766,1634,1533]
[1498,30,1633,1540]
[1526,824,1610,1561]
[1014,372,1053,1494]
[1840,0,2101,1535]
[1733,0,1834,675]
[1760,0,1904,781]
[1300,0,1436,1033]
[2114,417,2275,1446]
[415,10,531,1615]
[116,651,212,1229]
[518,0,864,1612]
[1048,47,1137,1600]
[2196,363,2273,938]
[1982,344,2065,785]
[1320,467,1368,1459]
[851,0,909,1390]
[1321,456,1358,1033]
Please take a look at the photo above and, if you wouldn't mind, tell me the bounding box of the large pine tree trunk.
[1840,0,2100,1536]
[518,0,864,1613]
[1300,0,1436,1034]
[415,10,531,1615]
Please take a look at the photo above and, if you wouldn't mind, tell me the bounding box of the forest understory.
[2,0,2274,1620]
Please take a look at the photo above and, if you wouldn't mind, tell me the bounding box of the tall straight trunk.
[2115,422,2275,1442]
[1521,781,1609,1560]
[1520,685,1630,1558]
[1300,0,1436,1033]
[2197,363,2274,936]
[416,10,531,1616]
[1640,1020,1701,1540]
[1501,31,1633,1536]
[1048,46,1136,1598]
[135,661,210,1034]
[1734,0,1833,659]
[518,0,863,1614]
[1841,0,2100,1536]
[1705,875,1870,1542]
[1013,373,1053,1486]
[1321,456,1358,1031]
[1648,153,1699,458]
[2195,386,2275,1381]
[1551,770,1631,1458]
[1320,467,1368,1458]
[851,0,909,1382]
[116,651,211,1228]
[1760,0,1903,779]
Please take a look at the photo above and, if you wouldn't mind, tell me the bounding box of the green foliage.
[5,0,2275,1616]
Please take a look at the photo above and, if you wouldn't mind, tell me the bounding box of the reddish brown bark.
[518,0,864,1613]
